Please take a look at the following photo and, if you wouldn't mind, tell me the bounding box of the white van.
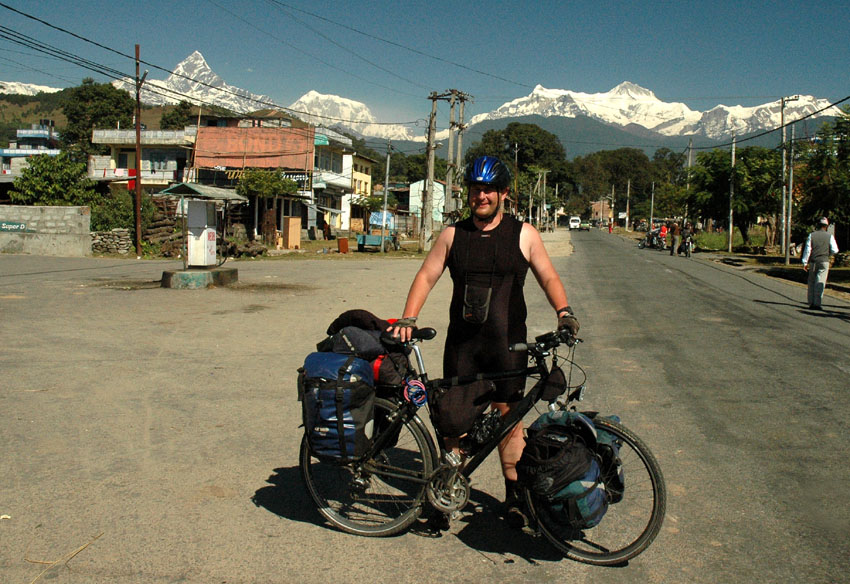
[569,216,581,230]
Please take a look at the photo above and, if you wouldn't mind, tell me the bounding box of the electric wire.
[2,2,845,163]
[0,2,424,127]
[202,0,424,101]
[257,0,429,91]
[265,0,532,89]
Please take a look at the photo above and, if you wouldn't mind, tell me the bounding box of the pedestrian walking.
[801,217,839,310]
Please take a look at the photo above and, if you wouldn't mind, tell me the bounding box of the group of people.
[668,221,694,256]
[382,154,839,532]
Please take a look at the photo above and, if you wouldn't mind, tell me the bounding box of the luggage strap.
[334,356,356,460]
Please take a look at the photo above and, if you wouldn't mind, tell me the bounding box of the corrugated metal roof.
[156,182,248,202]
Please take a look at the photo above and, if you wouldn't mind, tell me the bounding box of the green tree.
[160,101,195,130]
[797,107,850,245]
[61,78,134,160]
[9,152,96,206]
[404,153,447,182]
[689,146,781,244]
[352,193,398,212]
[236,168,298,199]
[465,122,566,175]
[464,123,572,217]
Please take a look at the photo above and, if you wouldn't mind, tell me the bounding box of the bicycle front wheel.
[300,397,436,536]
[527,416,667,566]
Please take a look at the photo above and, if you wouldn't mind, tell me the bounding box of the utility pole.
[134,45,148,258]
[542,170,549,229]
[611,184,615,228]
[381,140,391,253]
[420,93,439,252]
[780,95,799,255]
[625,179,631,231]
[444,91,456,220]
[785,125,796,265]
[454,94,467,216]
[728,136,736,253]
[650,181,655,228]
[441,90,471,220]
[513,143,519,216]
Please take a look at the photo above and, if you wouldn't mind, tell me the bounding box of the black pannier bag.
[298,352,375,461]
[516,411,611,530]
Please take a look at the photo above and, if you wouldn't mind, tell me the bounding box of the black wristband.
[556,306,574,316]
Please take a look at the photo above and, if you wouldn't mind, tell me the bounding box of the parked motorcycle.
[638,228,666,250]
[679,234,694,257]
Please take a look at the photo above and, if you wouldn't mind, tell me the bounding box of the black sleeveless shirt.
[443,215,530,399]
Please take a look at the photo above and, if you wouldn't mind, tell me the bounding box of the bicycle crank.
[426,465,470,513]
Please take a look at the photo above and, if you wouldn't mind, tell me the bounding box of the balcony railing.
[89,167,184,184]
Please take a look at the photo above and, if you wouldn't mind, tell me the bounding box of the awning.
[155,182,248,202]
[317,205,342,215]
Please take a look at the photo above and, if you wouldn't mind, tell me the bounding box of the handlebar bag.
[298,352,375,462]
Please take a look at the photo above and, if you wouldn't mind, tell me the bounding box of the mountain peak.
[609,82,657,100]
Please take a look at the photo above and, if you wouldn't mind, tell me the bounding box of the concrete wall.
[0,205,91,257]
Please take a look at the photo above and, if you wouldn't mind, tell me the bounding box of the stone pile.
[91,229,132,254]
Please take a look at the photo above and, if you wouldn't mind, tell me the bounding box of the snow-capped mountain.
[289,90,416,141]
[3,51,841,143]
[0,80,62,96]
[111,51,275,114]
[470,82,842,140]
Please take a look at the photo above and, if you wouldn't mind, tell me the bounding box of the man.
[389,156,579,528]
[670,221,681,256]
[801,217,839,310]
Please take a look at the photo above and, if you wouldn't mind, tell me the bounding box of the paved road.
[1,229,848,583]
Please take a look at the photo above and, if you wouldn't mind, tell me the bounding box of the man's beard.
[471,198,501,223]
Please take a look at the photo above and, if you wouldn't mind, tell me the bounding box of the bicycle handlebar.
[509,328,579,354]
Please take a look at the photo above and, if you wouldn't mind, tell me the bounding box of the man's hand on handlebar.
[557,309,580,337]
[387,316,417,343]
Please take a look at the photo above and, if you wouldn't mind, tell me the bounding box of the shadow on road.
[252,466,325,527]
[449,488,567,566]
[251,469,600,567]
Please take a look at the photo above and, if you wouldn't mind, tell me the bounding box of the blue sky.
[1,0,847,135]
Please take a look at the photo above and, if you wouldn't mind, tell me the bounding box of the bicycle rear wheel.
[527,416,666,566]
[300,397,436,536]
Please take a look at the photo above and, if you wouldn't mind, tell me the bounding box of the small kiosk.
[156,182,247,289]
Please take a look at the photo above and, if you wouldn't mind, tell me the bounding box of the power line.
[264,0,532,89]
[690,94,850,150]
[258,0,429,91]
[0,1,424,127]
[201,0,424,101]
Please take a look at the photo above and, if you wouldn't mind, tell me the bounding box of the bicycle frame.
[408,333,571,478]
[349,330,576,498]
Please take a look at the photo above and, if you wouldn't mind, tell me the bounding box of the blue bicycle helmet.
[464,156,512,191]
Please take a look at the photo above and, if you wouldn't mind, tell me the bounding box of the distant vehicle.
[579,219,591,231]
[569,216,581,230]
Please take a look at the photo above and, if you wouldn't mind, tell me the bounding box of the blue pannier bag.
[298,352,375,462]
[517,411,610,530]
